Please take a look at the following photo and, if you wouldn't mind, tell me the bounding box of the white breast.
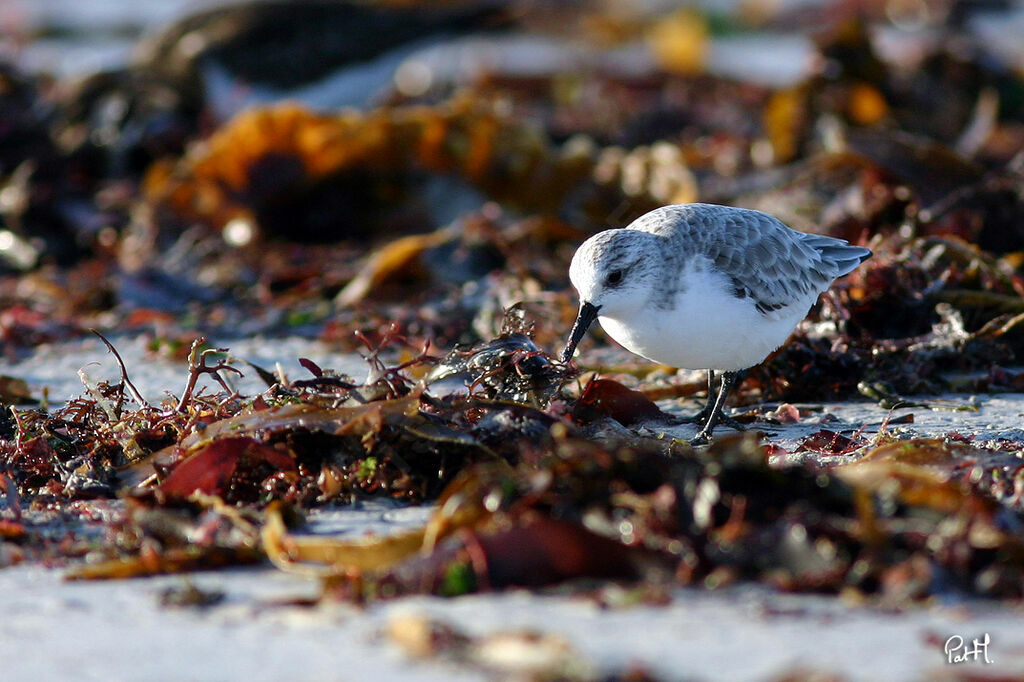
[597,261,816,371]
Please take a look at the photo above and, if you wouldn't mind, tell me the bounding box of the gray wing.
[631,203,870,314]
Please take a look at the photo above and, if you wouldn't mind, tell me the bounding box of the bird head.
[562,229,660,363]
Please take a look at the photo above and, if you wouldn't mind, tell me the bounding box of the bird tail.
[802,234,872,277]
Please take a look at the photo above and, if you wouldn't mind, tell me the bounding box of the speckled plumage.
[580,203,869,320]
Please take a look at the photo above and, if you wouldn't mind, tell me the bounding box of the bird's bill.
[561,301,601,363]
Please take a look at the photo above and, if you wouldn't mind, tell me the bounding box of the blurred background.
[0,1,1022,395]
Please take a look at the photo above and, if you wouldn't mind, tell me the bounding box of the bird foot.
[690,431,712,446]
[686,411,746,430]
[718,414,746,431]
[681,370,746,446]
[688,412,745,446]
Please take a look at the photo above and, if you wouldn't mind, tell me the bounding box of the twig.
[91,329,151,409]
[354,327,434,398]
[175,338,244,413]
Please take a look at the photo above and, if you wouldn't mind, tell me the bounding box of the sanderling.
[562,203,871,444]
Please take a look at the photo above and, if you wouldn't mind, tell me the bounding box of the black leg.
[691,370,740,445]
[699,370,716,422]
[680,370,717,424]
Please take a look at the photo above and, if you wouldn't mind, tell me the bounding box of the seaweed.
[2,325,1014,604]
[263,429,1024,602]
[1,0,1024,617]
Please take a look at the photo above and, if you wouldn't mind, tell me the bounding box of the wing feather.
[629,204,868,315]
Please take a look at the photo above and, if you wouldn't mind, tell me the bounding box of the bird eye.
[606,269,623,286]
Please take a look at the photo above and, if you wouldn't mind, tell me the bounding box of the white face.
[562,228,665,363]
[568,229,660,320]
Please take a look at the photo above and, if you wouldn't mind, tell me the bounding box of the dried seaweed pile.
[2,1,1024,603]
[0,323,1022,604]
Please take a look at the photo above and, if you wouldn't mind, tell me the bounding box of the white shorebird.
[562,203,871,444]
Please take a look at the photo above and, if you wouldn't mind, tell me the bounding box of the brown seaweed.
[260,430,1024,602]
[1,0,1024,617]
[140,98,695,246]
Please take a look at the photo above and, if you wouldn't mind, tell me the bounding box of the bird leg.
[691,370,741,445]
[681,370,746,429]
[713,370,748,432]
[696,369,722,425]
[679,370,718,424]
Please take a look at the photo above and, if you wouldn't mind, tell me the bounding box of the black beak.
[561,301,601,363]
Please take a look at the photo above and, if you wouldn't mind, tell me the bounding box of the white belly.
[598,268,816,371]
